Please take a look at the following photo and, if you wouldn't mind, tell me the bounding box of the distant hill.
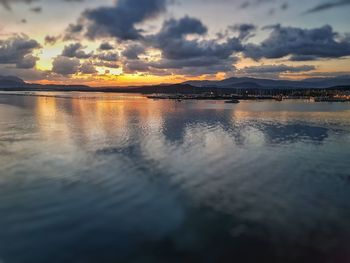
[185,76,350,89]
[0,75,91,91]
[0,75,349,94]
[0,75,26,87]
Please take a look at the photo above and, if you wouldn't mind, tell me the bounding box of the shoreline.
[1,91,350,103]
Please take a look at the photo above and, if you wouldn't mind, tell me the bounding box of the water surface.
[0,92,350,263]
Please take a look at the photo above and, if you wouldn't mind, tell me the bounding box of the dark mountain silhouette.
[185,76,350,89]
[0,75,349,94]
[0,75,26,87]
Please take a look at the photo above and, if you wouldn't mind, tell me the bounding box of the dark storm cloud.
[62,43,92,59]
[305,0,350,13]
[149,16,208,60]
[153,57,236,70]
[122,44,145,59]
[234,64,317,79]
[229,23,257,40]
[64,22,84,40]
[15,55,37,68]
[0,35,40,68]
[289,55,320,61]
[154,57,236,72]
[241,64,316,74]
[151,16,242,60]
[243,24,350,60]
[94,61,119,68]
[124,16,243,75]
[156,15,208,39]
[82,0,168,40]
[95,52,119,62]
[52,55,80,75]
[66,23,84,34]
[99,42,114,51]
[0,65,47,80]
[124,57,237,76]
[79,61,97,74]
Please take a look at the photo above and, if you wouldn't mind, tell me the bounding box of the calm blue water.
[0,92,350,263]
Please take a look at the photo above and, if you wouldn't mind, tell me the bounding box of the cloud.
[288,55,320,61]
[95,61,119,68]
[52,55,80,75]
[62,43,92,58]
[125,57,238,76]
[229,23,257,40]
[81,0,168,40]
[156,15,208,40]
[95,52,119,62]
[293,71,350,78]
[99,42,114,51]
[234,64,316,79]
[66,23,84,34]
[44,35,60,45]
[0,34,41,68]
[15,55,38,68]
[305,0,350,13]
[240,64,316,74]
[243,24,350,60]
[64,22,84,40]
[91,50,119,68]
[122,44,145,59]
[124,16,244,76]
[151,16,242,60]
[0,65,47,80]
[79,61,97,74]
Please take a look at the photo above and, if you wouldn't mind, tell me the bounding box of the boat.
[147,95,166,100]
[225,99,240,104]
[274,96,283,102]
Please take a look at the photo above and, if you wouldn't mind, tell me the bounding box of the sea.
[0,92,350,263]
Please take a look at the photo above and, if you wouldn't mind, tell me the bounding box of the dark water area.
[0,92,350,263]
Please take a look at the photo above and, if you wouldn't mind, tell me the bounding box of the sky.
[0,0,349,86]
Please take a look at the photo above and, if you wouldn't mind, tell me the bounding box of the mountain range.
[0,76,26,87]
[0,75,350,93]
[185,76,350,89]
